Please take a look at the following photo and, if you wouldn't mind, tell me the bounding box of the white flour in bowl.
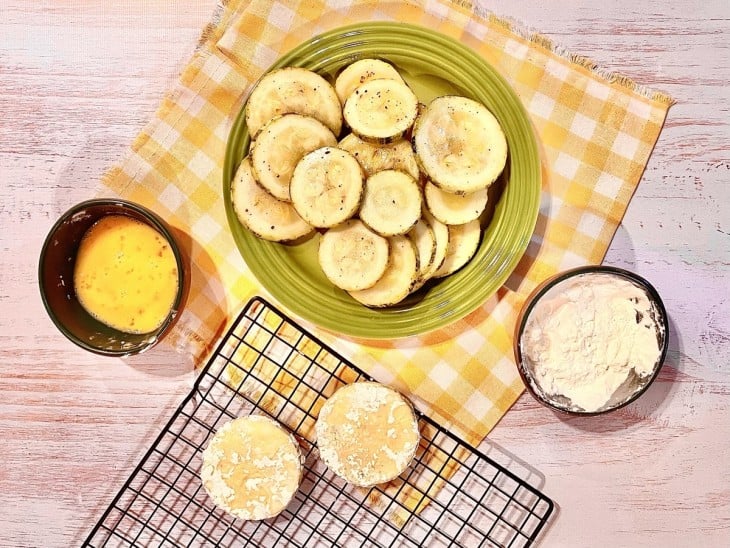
[521,272,664,413]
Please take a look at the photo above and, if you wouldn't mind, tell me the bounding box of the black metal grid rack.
[83,297,554,547]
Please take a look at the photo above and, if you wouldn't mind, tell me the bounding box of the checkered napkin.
[100,0,672,448]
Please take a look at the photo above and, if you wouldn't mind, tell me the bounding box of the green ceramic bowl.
[223,22,540,339]
[38,199,187,356]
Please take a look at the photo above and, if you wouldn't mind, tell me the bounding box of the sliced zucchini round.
[318,219,390,291]
[359,170,422,237]
[343,78,419,144]
[432,219,482,278]
[348,235,418,307]
[231,156,314,242]
[290,147,364,228]
[424,181,489,225]
[250,114,337,202]
[407,218,436,291]
[413,95,507,194]
[338,133,420,180]
[334,58,404,105]
[245,67,342,136]
[420,209,450,282]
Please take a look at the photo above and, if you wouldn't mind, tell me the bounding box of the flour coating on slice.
[201,415,302,520]
[315,382,420,487]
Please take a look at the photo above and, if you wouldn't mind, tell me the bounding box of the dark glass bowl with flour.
[514,265,669,415]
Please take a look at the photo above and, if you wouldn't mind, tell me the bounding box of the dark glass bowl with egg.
[38,199,187,356]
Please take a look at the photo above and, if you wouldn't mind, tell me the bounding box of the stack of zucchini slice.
[231,59,508,307]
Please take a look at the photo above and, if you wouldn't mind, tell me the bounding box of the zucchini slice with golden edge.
[359,170,422,237]
[250,114,336,202]
[432,219,481,278]
[338,133,420,180]
[424,181,489,225]
[245,67,342,136]
[349,235,418,307]
[290,147,364,228]
[343,78,419,144]
[318,219,390,291]
[231,156,314,242]
[334,58,404,105]
[413,95,507,194]
[407,218,437,291]
[420,209,450,282]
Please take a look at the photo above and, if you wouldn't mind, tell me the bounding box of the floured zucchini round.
[315,382,419,487]
[201,415,302,521]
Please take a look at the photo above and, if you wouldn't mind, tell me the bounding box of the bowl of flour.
[515,266,669,415]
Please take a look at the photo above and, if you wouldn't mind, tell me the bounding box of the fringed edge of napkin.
[452,0,676,107]
[196,0,232,50]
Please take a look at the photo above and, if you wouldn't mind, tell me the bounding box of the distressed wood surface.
[1,1,728,546]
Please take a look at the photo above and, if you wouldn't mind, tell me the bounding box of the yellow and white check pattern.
[101,0,672,447]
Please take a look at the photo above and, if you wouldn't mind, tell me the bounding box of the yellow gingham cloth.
[101,0,673,447]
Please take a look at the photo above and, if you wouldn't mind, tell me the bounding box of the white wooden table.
[1,1,728,546]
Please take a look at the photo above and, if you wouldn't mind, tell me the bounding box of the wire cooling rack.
[82,296,554,547]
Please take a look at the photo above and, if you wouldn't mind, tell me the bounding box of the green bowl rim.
[222,21,541,339]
